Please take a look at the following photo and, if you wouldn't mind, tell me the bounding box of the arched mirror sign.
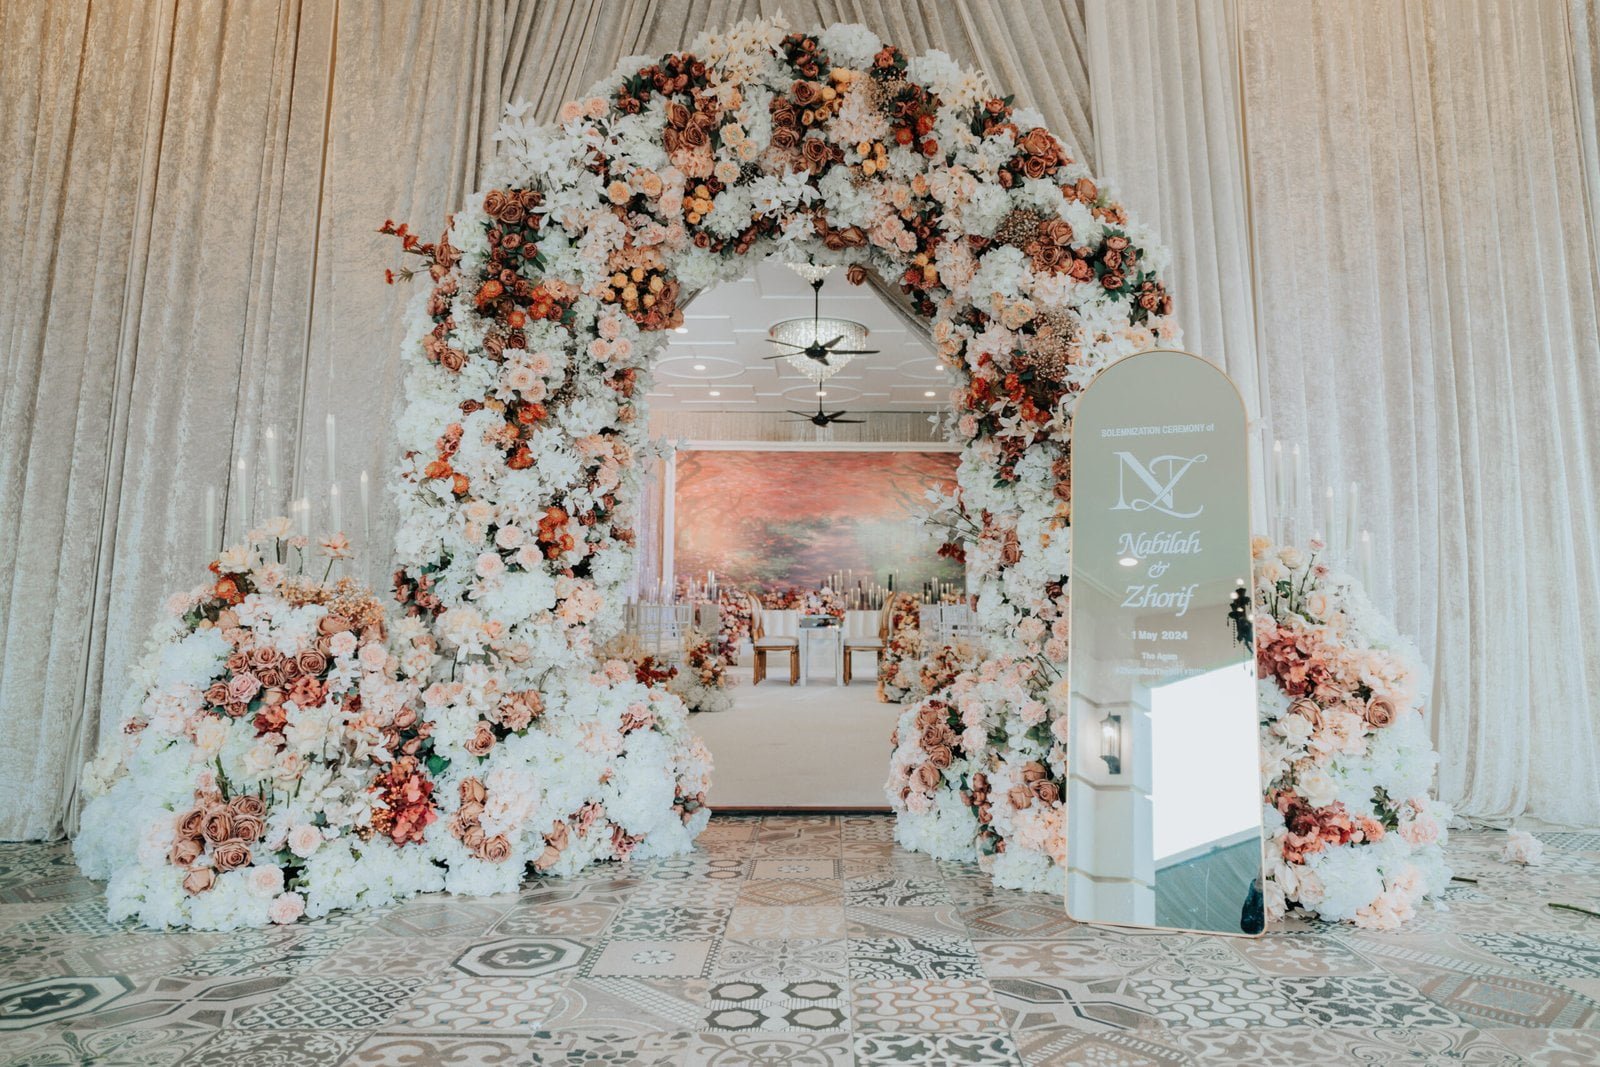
[1066,349,1263,937]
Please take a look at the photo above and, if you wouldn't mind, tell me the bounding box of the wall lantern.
[1099,713,1123,775]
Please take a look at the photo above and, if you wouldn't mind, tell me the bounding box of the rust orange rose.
[464,721,497,757]
[476,834,514,863]
[459,777,487,805]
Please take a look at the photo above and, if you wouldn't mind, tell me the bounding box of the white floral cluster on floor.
[885,538,1453,925]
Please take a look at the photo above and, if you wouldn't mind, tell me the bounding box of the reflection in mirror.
[1066,350,1264,936]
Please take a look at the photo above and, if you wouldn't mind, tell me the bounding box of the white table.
[796,623,844,685]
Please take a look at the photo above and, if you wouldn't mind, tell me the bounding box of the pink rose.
[248,865,285,896]
[287,824,322,857]
[268,891,306,924]
[358,643,388,671]
[227,673,262,703]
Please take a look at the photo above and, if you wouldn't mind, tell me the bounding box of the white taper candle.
[204,485,218,556]
[324,413,337,485]
[234,456,250,538]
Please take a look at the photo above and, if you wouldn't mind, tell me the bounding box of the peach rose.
[211,840,252,873]
[182,868,216,895]
[176,807,207,838]
[464,721,497,757]
[1364,697,1396,728]
[230,795,266,818]
[201,809,234,844]
[294,650,328,677]
[460,777,487,805]
[915,763,942,790]
[168,837,203,868]
[1008,786,1035,809]
[203,683,230,707]
[476,834,514,863]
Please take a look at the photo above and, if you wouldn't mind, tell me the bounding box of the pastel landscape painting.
[672,449,964,591]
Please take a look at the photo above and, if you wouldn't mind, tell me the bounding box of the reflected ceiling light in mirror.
[708,390,721,397]
[1119,556,1139,567]
[924,390,937,398]
[1099,713,1123,775]
[692,363,707,370]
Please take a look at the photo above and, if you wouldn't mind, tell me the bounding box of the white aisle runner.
[690,664,899,809]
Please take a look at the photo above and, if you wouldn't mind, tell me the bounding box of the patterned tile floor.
[0,818,1597,1065]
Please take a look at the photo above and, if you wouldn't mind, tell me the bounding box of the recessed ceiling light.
[708,390,721,397]
[816,390,827,397]
[924,390,937,398]
[1119,557,1139,567]
[693,363,707,371]
[674,326,688,334]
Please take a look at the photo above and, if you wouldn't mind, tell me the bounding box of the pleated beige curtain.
[0,0,1094,840]
[1239,0,1600,825]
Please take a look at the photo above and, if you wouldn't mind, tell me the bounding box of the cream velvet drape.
[4,1,1597,839]
[1091,0,1600,827]
[0,0,1094,840]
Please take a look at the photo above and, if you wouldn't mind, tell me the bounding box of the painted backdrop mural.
[673,449,963,591]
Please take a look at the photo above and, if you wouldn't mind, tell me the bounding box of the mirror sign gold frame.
[1065,349,1264,937]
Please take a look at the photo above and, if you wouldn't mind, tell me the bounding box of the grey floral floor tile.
[853,978,1004,1032]
[48,974,288,1031]
[990,976,1165,1034]
[1277,975,1465,1027]
[1126,975,1306,1028]
[526,1028,692,1065]
[1170,1026,1517,1065]
[749,858,841,881]
[701,978,848,1032]
[735,879,842,908]
[540,979,712,1036]
[726,906,845,940]
[179,1028,364,1065]
[1483,1025,1600,1064]
[0,977,133,1031]
[844,878,953,907]
[849,936,984,980]
[680,1030,852,1066]
[0,1025,214,1066]
[233,976,417,1030]
[853,1030,1022,1065]
[846,905,966,938]
[713,938,849,983]
[389,974,564,1033]
[605,905,730,939]
[451,936,587,979]
[6,821,1596,1061]
[1464,932,1600,980]
[580,937,718,979]
[959,902,1076,941]
[343,1030,530,1065]
[1012,1029,1191,1067]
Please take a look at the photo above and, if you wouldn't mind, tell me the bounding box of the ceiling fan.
[785,394,865,427]
[763,276,880,366]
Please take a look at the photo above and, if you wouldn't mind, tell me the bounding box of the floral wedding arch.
[77,17,1448,929]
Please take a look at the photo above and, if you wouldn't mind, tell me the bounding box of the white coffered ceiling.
[644,258,948,414]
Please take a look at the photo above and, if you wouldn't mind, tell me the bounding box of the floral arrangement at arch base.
[75,527,445,929]
[670,630,735,714]
[885,540,1451,927]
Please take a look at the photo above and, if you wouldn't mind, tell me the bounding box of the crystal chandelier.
[785,261,836,285]
[768,316,869,384]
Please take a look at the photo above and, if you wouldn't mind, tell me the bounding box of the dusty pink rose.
[227,673,262,703]
[268,891,306,924]
[287,824,322,857]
